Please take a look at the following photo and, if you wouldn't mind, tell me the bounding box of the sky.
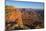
[6,0,44,9]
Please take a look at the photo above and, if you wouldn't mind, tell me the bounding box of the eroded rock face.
[5,6,24,30]
[5,6,44,30]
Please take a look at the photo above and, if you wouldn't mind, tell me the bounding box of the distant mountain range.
[16,8,44,15]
